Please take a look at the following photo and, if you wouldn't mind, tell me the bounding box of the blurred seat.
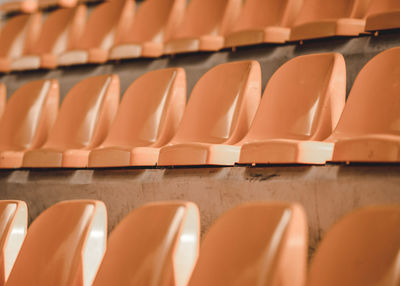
[0,13,42,73]
[0,84,6,121]
[22,75,119,168]
[58,0,134,66]
[188,202,307,286]
[164,0,241,55]
[109,0,185,60]
[290,0,371,41]
[0,200,27,286]
[225,0,303,48]
[38,0,78,9]
[308,205,400,286]
[365,0,400,32]
[157,61,261,166]
[0,79,59,169]
[6,200,107,286]
[238,53,346,165]
[328,47,400,163]
[88,68,186,167]
[93,201,199,286]
[11,6,87,71]
[0,0,37,14]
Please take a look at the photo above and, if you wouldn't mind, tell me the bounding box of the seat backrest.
[233,0,302,31]
[32,6,86,56]
[0,84,6,121]
[173,0,241,38]
[93,201,199,286]
[0,200,27,286]
[308,205,400,286]
[6,200,107,286]
[102,68,186,149]
[118,0,185,44]
[188,202,307,286]
[170,61,261,145]
[44,75,119,150]
[0,79,59,151]
[243,53,345,142]
[330,47,400,140]
[294,0,370,25]
[365,0,400,16]
[0,13,42,59]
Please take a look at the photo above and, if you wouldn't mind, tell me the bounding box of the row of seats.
[0,199,398,285]
[0,0,101,13]
[0,46,400,168]
[0,0,400,72]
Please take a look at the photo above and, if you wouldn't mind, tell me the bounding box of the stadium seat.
[164,0,241,55]
[22,75,119,168]
[224,0,303,48]
[58,0,134,66]
[92,201,200,286]
[11,6,87,71]
[365,0,400,32]
[0,13,42,73]
[238,53,346,165]
[187,202,307,286]
[6,200,107,286]
[0,0,38,14]
[308,205,400,286]
[0,84,6,121]
[88,68,186,167]
[109,0,185,60]
[290,0,371,41]
[0,200,27,285]
[157,61,261,166]
[0,79,59,168]
[38,0,78,9]
[329,47,400,163]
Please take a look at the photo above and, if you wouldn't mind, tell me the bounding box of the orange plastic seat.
[58,0,134,66]
[0,84,6,121]
[38,0,78,9]
[22,74,119,168]
[157,61,261,166]
[365,0,400,32]
[328,47,400,163]
[6,200,107,286]
[109,0,185,60]
[0,79,59,169]
[188,202,307,286]
[290,0,371,41]
[308,205,400,286]
[163,0,241,55]
[0,0,37,14]
[93,201,200,286]
[0,200,27,286]
[224,0,303,48]
[238,53,346,165]
[11,6,87,71]
[0,13,42,73]
[88,68,185,168]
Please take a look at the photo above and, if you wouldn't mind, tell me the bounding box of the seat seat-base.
[109,42,163,60]
[163,35,224,55]
[225,26,290,48]
[58,49,108,66]
[0,150,25,169]
[239,139,334,165]
[365,10,400,32]
[290,18,366,41]
[0,0,38,13]
[23,148,91,168]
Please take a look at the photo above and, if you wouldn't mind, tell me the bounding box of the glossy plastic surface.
[188,202,307,286]
[88,68,186,167]
[309,205,400,286]
[0,79,59,168]
[93,201,200,286]
[365,0,400,31]
[0,0,38,13]
[0,200,27,286]
[330,47,400,162]
[238,53,346,165]
[0,84,6,121]
[158,60,261,166]
[39,0,78,9]
[6,200,107,286]
[22,74,119,168]
[225,0,303,47]
[109,0,185,59]
[12,6,87,71]
[58,0,134,66]
[164,0,241,54]
[290,0,371,41]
